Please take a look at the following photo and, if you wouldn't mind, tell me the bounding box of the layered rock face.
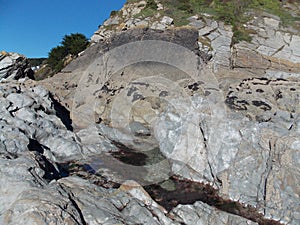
[0,77,259,225]
[1,1,300,225]
[0,52,34,81]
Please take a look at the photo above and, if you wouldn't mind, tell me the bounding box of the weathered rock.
[192,17,233,70]
[172,201,258,225]
[232,14,300,75]
[226,77,300,124]
[90,1,175,43]
[40,23,300,224]
[103,15,120,26]
[161,16,173,26]
[2,1,300,224]
[188,15,205,29]
[0,52,34,81]
[0,81,83,160]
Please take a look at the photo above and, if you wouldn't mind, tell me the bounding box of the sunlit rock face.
[0,52,34,81]
[1,0,300,224]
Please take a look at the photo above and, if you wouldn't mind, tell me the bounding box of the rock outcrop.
[91,1,175,43]
[1,0,300,225]
[0,81,261,225]
[232,14,300,76]
[41,27,299,225]
[0,52,34,81]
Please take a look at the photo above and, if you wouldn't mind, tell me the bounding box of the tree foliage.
[47,33,89,73]
[61,33,89,56]
[47,46,67,72]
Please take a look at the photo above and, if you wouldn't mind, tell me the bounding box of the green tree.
[47,46,67,73]
[47,33,89,73]
[61,33,89,56]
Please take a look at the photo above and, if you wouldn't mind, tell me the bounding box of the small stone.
[161,16,173,25]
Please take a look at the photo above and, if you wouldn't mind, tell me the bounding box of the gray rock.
[0,52,34,81]
[161,16,173,25]
[198,26,216,36]
[0,154,86,225]
[103,16,120,26]
[3,17,299,225]
[6,93,35,109]
[76,125,119,154]
[129,121,151,136]
[135,19,150,27]
[172,201,258,225]
[188,15,205,28]
[265,70,300,79]
[150,21,167,30]
[59,177,178,225]
[75,28,300,224]
[263,17,280,28]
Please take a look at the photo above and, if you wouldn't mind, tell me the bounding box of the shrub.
[110,10,118,17]
[232,26,252,44]
[146,0,157,10]
[177,0,193,13]
[134,0,157,18]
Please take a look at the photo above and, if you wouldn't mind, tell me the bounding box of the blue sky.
[0,0,126,58]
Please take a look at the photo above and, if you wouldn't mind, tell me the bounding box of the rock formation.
[1,0,300,224]
[0,52,34,81]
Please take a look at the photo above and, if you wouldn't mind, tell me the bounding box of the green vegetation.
[134,7,157,19]
[133,0,158,19]
[162,0,192,26]
[133,0,299,43]
[249,0,299,26]
[110,10,118,17]
[34,65,52,81]
[28,58,47,67]
[47,46,67,73]
[47,33,89,73]
[145,0,157,10]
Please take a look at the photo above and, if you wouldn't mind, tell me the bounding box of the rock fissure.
[66,192,87,225]
[58,184,88,225]
[28,166,47,187]
[49,93,73,131]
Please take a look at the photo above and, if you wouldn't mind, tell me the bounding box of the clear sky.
[0,0,126,58]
